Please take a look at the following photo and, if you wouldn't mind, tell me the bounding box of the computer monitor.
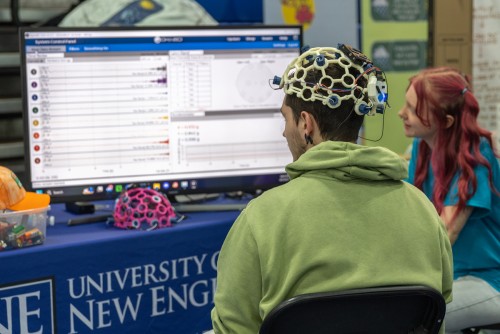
[19,25,302,203]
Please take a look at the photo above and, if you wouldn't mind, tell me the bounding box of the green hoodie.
[211,141,453,334]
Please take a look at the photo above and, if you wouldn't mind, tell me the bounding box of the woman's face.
[398,84,438,146]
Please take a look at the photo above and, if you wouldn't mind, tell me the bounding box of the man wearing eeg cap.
[210,45,453,334]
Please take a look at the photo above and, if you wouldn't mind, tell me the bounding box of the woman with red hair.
[399,67,500,332]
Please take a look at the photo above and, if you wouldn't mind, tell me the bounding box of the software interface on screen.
[21,26,301,201]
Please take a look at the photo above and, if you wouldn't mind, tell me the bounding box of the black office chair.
[462,323,500,333]
[259,285,446,334]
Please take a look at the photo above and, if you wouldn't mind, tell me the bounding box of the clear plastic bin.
[0,206,49,251]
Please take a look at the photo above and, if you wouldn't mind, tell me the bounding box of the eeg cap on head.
[272,44,388,116]
[0,166,50,211]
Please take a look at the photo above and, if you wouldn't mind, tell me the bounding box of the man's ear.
[445,115,454,129]
[300,111,315,134]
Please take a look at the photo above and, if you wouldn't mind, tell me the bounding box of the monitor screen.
[19,25,302,203]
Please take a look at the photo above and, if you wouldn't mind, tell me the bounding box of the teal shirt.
[407,138,500,291]
[212,141,453,334]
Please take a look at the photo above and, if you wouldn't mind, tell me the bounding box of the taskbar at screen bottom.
[31,174,291,203]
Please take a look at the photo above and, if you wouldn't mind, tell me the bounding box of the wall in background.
[197,0,263,23]
[473,0,500,149]
[361,0,428,155]
[263,0,359,48]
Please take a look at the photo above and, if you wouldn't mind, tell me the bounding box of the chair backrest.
[259,285,446,334]
[462,323,500,333]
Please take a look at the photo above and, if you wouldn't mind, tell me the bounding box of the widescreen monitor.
[19,25,302,203]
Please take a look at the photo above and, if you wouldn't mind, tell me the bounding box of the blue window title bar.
[24,36,300,52]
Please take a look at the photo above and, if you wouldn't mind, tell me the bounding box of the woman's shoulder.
[478,137,497,159]
[475,138,500,181]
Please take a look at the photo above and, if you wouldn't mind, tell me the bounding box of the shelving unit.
[0,25,24,179]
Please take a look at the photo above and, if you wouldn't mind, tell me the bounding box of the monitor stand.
[170,193,249,213]
[173,202,248,212]
[172,193,221,204]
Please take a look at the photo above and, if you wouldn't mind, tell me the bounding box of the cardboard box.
[0,206,49,251]
[428,0,473,75]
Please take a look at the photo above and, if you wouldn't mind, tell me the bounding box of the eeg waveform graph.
[28,58,171,180]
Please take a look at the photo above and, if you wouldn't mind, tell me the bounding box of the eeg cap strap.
[272,44,388,116]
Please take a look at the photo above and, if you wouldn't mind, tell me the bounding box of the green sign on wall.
[372,41,427,72]
[371,0,427,21]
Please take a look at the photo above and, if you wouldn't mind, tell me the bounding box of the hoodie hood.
[286,141,408,182]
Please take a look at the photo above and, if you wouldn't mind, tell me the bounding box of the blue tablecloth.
[0,202,241,334]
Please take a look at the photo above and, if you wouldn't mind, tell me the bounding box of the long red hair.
[410,67,497,222]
